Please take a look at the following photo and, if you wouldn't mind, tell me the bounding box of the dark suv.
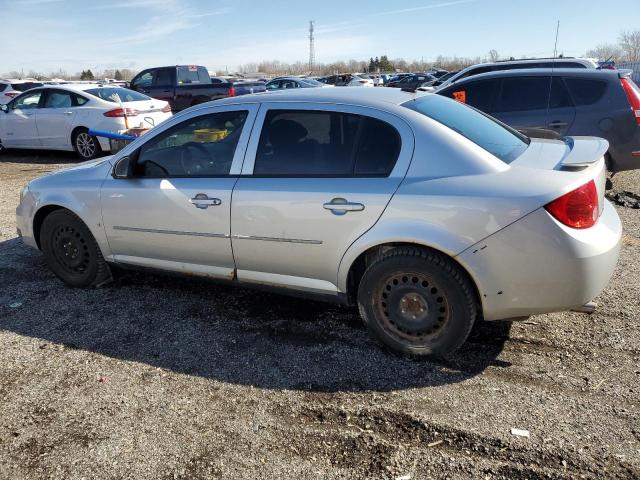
[437,68,640,172]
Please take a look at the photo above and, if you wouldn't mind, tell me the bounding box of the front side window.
[404,94,529,164]
[132,71,154,89]
[13,90,42,109]
[254,110,401,176]
[445,79,499,112]
[134,110,248,177]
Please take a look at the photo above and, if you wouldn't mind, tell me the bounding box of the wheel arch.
[70,125,88,144]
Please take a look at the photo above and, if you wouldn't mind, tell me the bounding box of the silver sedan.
[16,88,621,356]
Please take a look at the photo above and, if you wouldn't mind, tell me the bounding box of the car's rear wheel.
[40,209,111,288]
[357,247,477,357]
[73,128,101,160]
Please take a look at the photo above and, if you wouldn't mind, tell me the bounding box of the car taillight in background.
[228,86,236,97]
[103,108,139,118]
[5,92,19,98]
[544,180,599,229]
[162,103,171,113]
[620,77,640,125]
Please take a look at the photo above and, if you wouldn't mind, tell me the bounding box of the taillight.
[228,86,235,97]
[620,78,640,125]
[162,103,171,113]
[544,180,599,229]
[103,108,139,117]
[5,92,19,98]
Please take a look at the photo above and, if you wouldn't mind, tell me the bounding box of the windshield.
[403,95,529,164]
[86,87,151,103]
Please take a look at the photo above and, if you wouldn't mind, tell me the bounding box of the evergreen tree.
[114,70,123,80]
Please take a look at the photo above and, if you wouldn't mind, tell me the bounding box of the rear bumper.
[457,201,621,321]
[609,131,640,172]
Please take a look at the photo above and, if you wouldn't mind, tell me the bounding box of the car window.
[0,84,6,93]
[548,77,573,108]
[44,90,73,108]
[495,77,552,112]
[13,90,42,109]
[177,66,211,85]
[563,78,607,106]
[254,110,401,176]
[134,110,248,178]
[154,68,173,86]
[74,94,89,106]
[445,79,499,112]
[266,81,279,90]
[11,82,43,92]
[132,71,154,89]
[281,80,298,89]
[403,94,529,164]
[86,87,151,102]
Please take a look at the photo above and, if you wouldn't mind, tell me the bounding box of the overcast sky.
[1,0,637,75]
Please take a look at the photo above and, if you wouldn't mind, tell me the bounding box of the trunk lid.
[122,99,172,129]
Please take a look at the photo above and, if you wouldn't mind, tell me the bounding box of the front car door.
[100,104,259,278]
[36,89,78,148]
[230,103,414,295]
[0,89,44,148]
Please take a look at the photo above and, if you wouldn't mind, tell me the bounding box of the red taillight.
[544,180,599,229]
[6,92,19,98]
[162,103,171,113]
[228,86,235,97]
[620,78,640,125]
[103,108,138,118]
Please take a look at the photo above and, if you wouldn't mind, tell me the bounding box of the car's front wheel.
[357,247,477,357]
[72,128,101,160]
[40,209,111,288]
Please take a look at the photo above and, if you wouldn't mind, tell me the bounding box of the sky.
[0,0,638,75]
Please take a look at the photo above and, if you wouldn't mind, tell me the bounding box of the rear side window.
[403,95,529,164]
[154,68,173,86]
[444,79,499,112]
[44,90,73,108]
[495,77,552,112]
[11,82,43,92]
[564,78,607,106]
[254,110,401,176]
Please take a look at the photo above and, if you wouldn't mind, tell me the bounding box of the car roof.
[465,57,597,69]
[444,67,622,84]
[215,85,419,107]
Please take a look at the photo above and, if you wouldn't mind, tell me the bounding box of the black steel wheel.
[40,209,111,288]
[358,247,477,357]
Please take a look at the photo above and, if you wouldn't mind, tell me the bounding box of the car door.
[146,67,175,104]
[441,78,500,114]
[0,89,44,148]
[35,89,77,148]
[492,76,575,138]
[100,104,259,278]
[230,103,414,294]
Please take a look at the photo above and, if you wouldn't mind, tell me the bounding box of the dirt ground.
[0,150,639,479]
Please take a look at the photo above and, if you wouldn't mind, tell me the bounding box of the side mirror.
[113,156,133,179]
[0,104,7,113]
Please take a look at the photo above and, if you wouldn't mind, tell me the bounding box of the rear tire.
[357,247,477,357]
[72,128,101,160]
[40,209,111,288]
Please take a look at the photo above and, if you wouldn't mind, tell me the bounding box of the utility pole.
[309,21,315,71]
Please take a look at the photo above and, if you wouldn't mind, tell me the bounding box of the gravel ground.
[0,150,639,479]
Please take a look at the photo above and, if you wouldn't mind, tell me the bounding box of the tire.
[40,209,111,288]
[72,128,101,160]
[357,247,477,357]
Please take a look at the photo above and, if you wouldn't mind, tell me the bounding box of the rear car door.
[0,89,44,147]
[230,103,414,294]
[492,76,575,138]
[100,104,258,277]
[441,78,500,113]
[36,89,78,147]
[145,67,175,105]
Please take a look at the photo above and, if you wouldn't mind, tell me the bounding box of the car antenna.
[546,20,560,133]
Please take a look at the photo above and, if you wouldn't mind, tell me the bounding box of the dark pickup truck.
[129,65,265,112]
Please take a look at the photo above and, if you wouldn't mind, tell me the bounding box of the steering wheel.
[179,142,215,175]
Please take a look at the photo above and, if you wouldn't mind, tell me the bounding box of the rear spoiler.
[617,69,634,79]
[559,136,609,171]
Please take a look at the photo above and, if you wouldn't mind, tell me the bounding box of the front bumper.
[457,201,622,321]
[16,191,38,249]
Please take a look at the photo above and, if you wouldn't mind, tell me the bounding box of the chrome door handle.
[548,121,568,128]
[323,197,365,215]
[63,111,73,115]
[190,193,222,209]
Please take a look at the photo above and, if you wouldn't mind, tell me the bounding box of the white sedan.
[0,85,172,160]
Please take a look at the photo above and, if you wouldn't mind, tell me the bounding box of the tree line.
[586,30,640,63]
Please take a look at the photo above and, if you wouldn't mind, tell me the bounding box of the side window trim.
[240,102,414,180]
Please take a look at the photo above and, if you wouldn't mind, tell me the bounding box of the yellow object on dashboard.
[193,128,229,143]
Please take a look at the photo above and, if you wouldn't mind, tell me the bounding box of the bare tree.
[488,49,499,62]
[586,43,624,62]
[619,30,640,62]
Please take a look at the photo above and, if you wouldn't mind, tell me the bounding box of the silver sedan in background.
[16,88,621,356]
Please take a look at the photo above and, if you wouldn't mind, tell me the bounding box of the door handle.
[190,193,222,209]
[63,111,73,115]
[323,197,365,215]
[548,121,568,128]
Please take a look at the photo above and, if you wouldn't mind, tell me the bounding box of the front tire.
[73,128,101,160]
[40,209,111,288]
[357,247,477,357]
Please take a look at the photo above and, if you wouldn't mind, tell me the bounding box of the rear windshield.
[300,78,324,87]
[12,82,43,91]
[403,95,529,164]
[86,87,150,102]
